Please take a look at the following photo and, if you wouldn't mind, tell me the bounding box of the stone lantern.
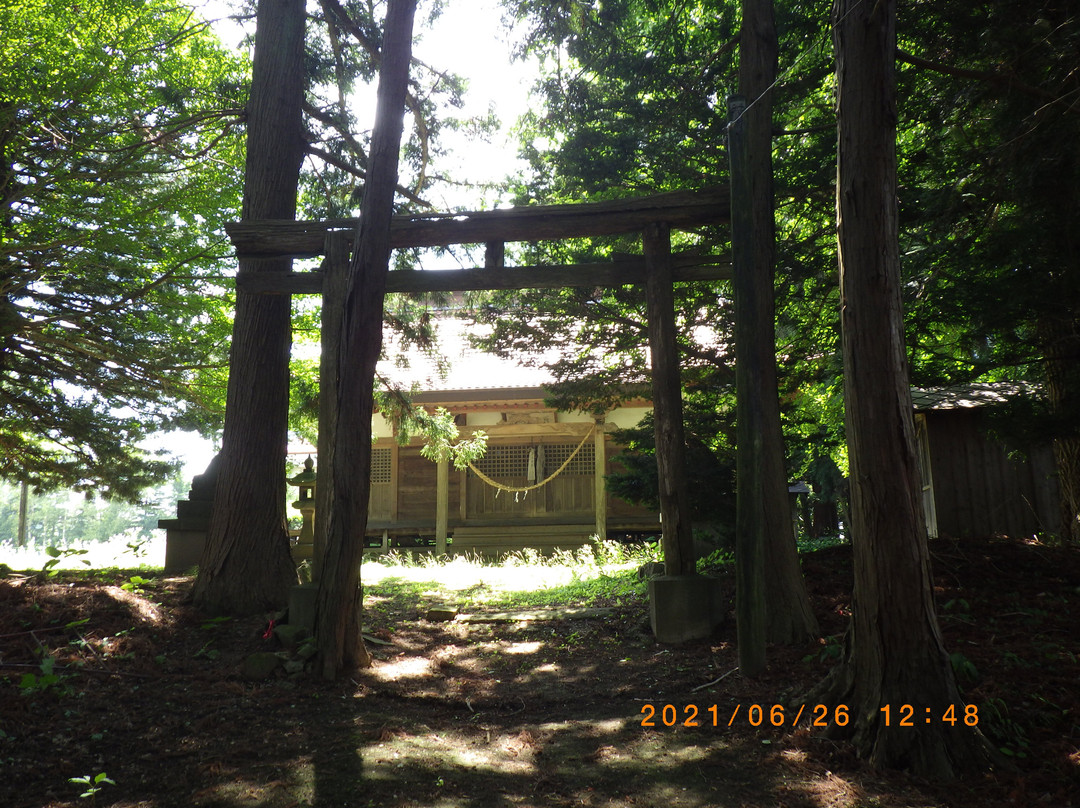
[289,456,317,564]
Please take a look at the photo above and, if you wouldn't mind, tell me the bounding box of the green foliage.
[980,697,1030,759]
[120,574,154,593]
[68,772,115,799]
[893,2,1080,535]
[193,614,229,659]
[470,0,842,486]
[896,0,1080,379]
[489,0,1080,541]
[299,0,485,218]
[1,0,246,499]
[192,640,220,661]
[0,476,180,550]
[605,406,736,535]
[803,633,844,665]
[18,655,71,696]
[506,0,742,197]
[411,407,488,470]
[41,546,90,578]
[948,651,979,686]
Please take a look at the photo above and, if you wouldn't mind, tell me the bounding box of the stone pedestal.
[288,582,318,631]
[161,526,208,573]
[648,574,725,644]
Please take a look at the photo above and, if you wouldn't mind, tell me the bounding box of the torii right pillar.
[643,222,724,643]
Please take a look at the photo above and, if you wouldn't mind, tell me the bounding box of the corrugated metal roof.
[910,382,1038,411]
[377,317,556,393]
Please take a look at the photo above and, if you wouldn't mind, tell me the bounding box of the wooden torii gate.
[226,186,730,582]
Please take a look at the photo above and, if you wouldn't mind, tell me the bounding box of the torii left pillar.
[288,232,349,629]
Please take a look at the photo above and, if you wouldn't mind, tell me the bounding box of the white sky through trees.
[197,0,534,207]
[160,0,537,477]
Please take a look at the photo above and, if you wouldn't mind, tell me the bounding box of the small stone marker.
[241,651,284,680]
[425,604,460,622]
[272,623,310,652]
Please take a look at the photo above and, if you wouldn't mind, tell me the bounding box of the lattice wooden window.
[469,443,594,478]
[470,445,530,478]
[545,442,595,475]
[370,448,392,484]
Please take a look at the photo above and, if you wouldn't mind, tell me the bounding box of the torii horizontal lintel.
[237,255,732,295]
[226,185,730,259]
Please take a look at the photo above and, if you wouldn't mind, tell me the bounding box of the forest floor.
[1,536,1078,808]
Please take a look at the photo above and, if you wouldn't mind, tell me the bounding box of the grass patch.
[797,534,847,553]
[363,540,660,611]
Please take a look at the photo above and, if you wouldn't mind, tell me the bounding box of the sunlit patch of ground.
[360,543,653,608]
[364,556,578,592]
[102,584,163,623]
[367,654,436,682]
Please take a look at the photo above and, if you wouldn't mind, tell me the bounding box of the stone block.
[162,529,206,574]
[648,574,725,644]
[273,623,311,652]
[425,604,459,622]
[241,651,283,681]
[287,582,318,631]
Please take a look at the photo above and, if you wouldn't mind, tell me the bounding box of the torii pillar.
[643,222,724,643]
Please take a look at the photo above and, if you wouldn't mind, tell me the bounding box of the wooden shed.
[912,385,1061,539]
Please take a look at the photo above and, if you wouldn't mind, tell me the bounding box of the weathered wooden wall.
[364,435,655,538]
[393,445,460,525]
[923,409,1061,538]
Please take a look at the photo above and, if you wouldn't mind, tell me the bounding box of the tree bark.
[812,0,1000,776]
[192,0,306,614]
[314,0,417,679]
[734,0,819,652]
[728,95,767,676]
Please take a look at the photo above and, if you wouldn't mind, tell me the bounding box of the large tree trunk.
[733,0,819,656]
[811,0,999,776]
[314,0,417,679]
[191,0,306,614]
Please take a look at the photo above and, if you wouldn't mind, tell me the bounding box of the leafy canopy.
[472,0,842,494]
[1,0,247,499]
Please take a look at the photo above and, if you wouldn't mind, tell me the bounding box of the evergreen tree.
[810,0,1000,774]
[896,0,1080,542]
[0,0,247,500]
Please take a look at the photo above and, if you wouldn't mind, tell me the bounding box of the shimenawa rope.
[466,424,595,498]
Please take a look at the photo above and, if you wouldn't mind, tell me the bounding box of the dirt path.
[1,538,1077,807]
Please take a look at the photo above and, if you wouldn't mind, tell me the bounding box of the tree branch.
[897,49,1076,111]
[303,144,430,207]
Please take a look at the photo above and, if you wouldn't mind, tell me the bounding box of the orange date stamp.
[639,703,979,728]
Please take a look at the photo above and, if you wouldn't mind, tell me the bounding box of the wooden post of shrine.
[313,233,350,583]
[435,457,449,555]
[286,232,348,630]
[593,416,607,541]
